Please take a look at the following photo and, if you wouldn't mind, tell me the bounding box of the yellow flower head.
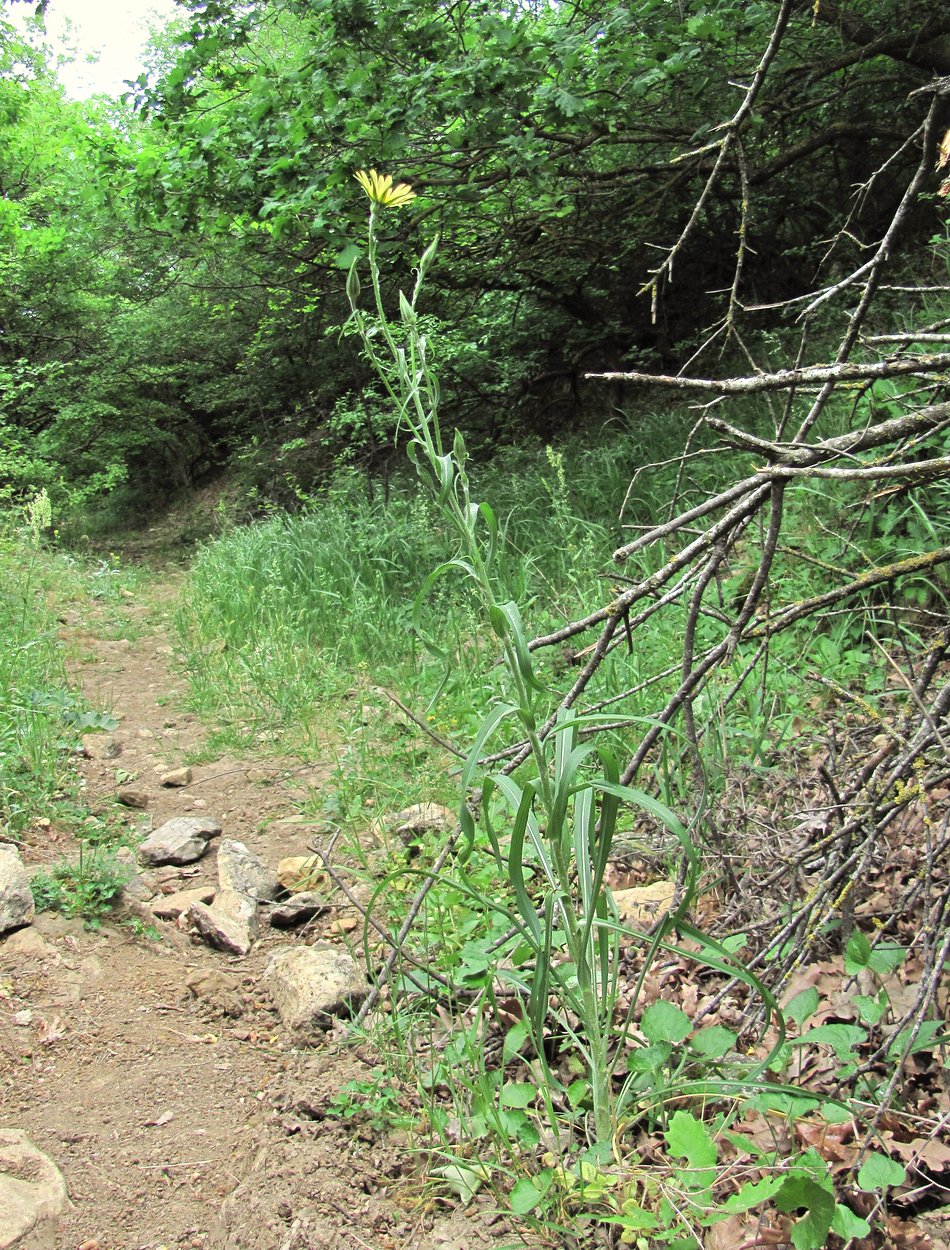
[354,168,416,208]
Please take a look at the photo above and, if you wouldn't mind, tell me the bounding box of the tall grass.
[177,422,714,745]
[0,528,84,837]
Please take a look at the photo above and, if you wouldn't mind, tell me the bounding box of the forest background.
[2,0,950,1246]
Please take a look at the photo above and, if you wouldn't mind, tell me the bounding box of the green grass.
[0,530,88,838]
[175,421,702,746]
[176,408,950,793]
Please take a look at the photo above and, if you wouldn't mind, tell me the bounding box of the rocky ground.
[0,581,513,1250]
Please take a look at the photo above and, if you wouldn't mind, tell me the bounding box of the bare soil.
[0,580,510,1250]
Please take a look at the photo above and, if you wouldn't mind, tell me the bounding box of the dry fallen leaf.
[37,1016,66,1045]
[145,1110,176,1127]
[937,128,950,172]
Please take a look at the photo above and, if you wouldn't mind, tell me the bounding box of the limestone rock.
[138,817,222,866]
[0,1128,69,1250]
[385,802,455,840]
[0,846,35,935]
[265,945,369,1037]
[0,927,49,959]
[189,889,257,956]
[184,968,244,1017]
[160,767,192,788]
[80,734,121,760]
[151,886,216,921]
[276,855,323,893]
[612,880,676,929]
[268,891,328,929]
[217,840,280,902]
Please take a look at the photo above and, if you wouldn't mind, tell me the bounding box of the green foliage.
[0,531,80,836]
[30,845,132,926]
[4,0,944,516]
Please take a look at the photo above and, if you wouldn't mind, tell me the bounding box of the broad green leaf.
[857,1152,906,1191]
[689,1025,737,1059]
[723,1175,785,1212]
[641,1000,691,1044]
[774,1176,835,1250]
[499,1081,535,1108]
[502,1021,529,1064]
[785,987,819,1027]
[831,1203,871,1240]
[510,1173,552,1214]
[794,1024,865,1059]
[665,1110,717,1171]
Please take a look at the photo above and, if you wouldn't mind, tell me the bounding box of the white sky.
[8,0,181,98]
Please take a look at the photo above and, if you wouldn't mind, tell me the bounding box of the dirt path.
[1,580,498,1250]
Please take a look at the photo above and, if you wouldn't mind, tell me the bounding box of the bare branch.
[585,354,950,394]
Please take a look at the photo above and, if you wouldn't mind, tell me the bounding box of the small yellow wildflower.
[354,168,416,208]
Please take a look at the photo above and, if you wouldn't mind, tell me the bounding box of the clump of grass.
[30,845,132,926]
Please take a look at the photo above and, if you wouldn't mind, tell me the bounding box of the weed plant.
[30,844,131,925]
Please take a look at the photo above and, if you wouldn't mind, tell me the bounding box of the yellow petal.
[354,168,416,207]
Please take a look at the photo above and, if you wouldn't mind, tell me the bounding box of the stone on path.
[217,840,280,902]
[0,846,35,935]
[151,886,216,921]
[0,1128,69,1250]
[276,855,323,893]
[117,788,150,809]
[160,767,192,788]
[268,892,328,929]
[265,945,369,1037]
[138,817,222,866]
[189,889,257,956]
[80,734,121,760]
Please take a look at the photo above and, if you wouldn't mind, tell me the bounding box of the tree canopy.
[1,0,948,508]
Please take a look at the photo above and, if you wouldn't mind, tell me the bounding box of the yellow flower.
[354,168,416,208]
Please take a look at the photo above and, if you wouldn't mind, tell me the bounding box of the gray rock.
[160,767,192,788]
[0,846,35,935]
[268,892,328,929]
[120,871,160,903]
[80,734,121,760]
[217,839,280,902]
[0,1128,69,1250]
[150,886,215,920]
[189,889,257,956]
[138,817,222,866]
[265,945,369,1037]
